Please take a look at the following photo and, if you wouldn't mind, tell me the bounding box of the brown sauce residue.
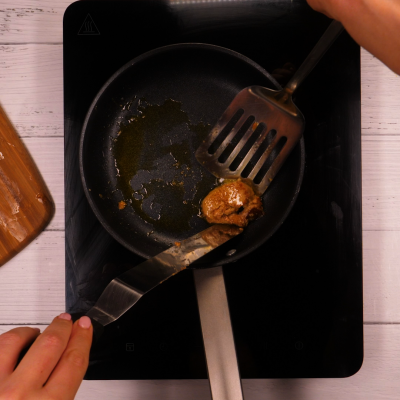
[112,98,217,232]
[201,179,264,227]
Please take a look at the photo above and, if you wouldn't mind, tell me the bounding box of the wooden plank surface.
[0,0,67,43]
[21,137,64,230]
[1,45,397,140]
[0,0,400,398]
[1,47,399,232]
[1,324,399,400]
[0,44,63,137]
[363,231,400,323]
[362,136,400,231]
[0,227,398,324]
[0,231,65,324]
[361,52,400,136]
[75,325,400,400]
[16,133,400,233]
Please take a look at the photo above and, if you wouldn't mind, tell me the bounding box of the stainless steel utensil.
[83,224,242,332]
[195,20,344,400]
[196,20,344,196]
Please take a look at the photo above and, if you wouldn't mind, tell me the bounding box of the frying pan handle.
[285,20,344,94]
[194,267,244,400]
[70,312,104,344]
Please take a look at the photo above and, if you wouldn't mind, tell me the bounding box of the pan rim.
[79,42,305,266]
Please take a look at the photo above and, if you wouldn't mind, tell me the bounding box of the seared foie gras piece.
[201,179,264,227]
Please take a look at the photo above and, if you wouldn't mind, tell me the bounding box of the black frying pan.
[80,43,305,267]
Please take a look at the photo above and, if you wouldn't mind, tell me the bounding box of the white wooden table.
[1,1,400,399]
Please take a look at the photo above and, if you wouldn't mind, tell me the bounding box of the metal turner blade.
[196,20,344,196]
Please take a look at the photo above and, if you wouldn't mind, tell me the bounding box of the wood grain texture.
[0,324,398,399]
[0,36,398,144]
[14,133,400,233]
[0,325,47,333]
[0,229,397,325]
[0,80,398,322]
[21,136,64,230]
[363,231,400,323]
[0,44,63,137]
[0,105,54,266]
[362,136,400,231]
[0,2,399,398]
[0,47,399,232]
[0,0,68,43]
[75,325,400,400]
[361,51,400,136]
[0,231,64,324]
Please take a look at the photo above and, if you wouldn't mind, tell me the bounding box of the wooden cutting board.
[0,105,54,267]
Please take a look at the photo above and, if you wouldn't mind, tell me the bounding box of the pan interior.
[112,97,218,236]
[80,45,304,266]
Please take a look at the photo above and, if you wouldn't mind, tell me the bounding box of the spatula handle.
[285,20,344,94]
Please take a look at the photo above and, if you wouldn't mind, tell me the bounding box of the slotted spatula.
[196,20,344,196]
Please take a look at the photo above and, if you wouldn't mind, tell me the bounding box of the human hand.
[307,0,400,75]
[0,313,92,400]
[306,0,343,19]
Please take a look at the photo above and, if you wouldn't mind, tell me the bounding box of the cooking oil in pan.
[113,98,217,233]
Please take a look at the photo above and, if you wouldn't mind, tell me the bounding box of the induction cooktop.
[64,0,363,380]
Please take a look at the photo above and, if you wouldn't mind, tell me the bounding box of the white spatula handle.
[194,267,244,400]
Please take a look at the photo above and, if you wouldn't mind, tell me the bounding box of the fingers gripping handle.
[70,313,104,344]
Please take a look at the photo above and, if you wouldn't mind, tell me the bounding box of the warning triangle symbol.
[78,14,100,35]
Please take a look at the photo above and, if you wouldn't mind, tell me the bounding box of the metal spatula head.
[195,85,304,196]
[196,20,344,196]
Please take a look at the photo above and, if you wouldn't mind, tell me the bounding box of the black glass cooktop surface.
[64,0,363,380]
